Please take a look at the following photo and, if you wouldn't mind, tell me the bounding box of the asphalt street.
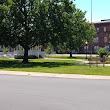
[0,74,110,110]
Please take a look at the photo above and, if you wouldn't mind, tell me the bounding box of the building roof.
[93,19,110,24]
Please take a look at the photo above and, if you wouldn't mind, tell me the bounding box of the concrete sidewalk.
[0,70,110,80]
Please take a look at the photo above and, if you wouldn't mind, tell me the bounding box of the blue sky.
[74,0,110,22]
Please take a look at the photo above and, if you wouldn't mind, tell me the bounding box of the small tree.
[97,48,109,58]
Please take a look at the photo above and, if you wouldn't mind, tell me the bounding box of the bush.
[97,48,109,58]
[3,48,9,54]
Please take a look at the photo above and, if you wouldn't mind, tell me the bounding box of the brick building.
[84,19,110,53]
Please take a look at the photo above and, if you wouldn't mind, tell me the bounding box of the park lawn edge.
[0,58,110,76]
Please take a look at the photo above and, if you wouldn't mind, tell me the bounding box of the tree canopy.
[0,0,96,62]
[47,0,96,57]
[0,0,50,63]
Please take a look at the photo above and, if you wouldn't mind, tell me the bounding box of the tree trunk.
[70,51,72,57]
[22,47,29,64]
[69,41,73,58]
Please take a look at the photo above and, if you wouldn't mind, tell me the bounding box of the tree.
[0,0,96,62]
[0,0,11,47]
[97,48,109,58]
[0,0,50,63]
[74,23,96,55]
[47,0,68,46]
[48,0,96,57]
[63,6,96,57]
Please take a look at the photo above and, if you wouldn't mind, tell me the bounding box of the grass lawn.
[0,58,110,76]
[45,55,88,59]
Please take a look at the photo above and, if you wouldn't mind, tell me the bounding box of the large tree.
[0,0,50,63]
[48,0,96,57]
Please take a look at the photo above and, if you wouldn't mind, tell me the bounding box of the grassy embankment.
[0,57,110,76]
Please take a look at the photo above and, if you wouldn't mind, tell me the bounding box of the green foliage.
[0,0,50,63]
[97,48,109,58]
[48,0,96,56]
[56,43,69,53]
[0,0,15,47]
[45,43,54,54]
[0,0,96,62]
[3,47,9,53]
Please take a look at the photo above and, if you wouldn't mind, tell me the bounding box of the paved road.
[0,75,110,110]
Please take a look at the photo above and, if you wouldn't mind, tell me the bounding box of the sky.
[74,0,110,22]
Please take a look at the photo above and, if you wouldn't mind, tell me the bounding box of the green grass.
[45,55,86,59]
[0,58,110,76]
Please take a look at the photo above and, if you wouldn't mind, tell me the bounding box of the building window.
[104,37,107,42]
[96,28,99,32]
[105,45,109,51]
[84,46,88,49]
[94,46,99,52]
[104,27,106,32]
[84,46,88,53]
[94,37,99,43]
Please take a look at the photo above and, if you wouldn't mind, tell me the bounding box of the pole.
[91,0,92,25]
[90,0,93,58]
[38,31,39,59]
[85,42,88,59]
[86,44,87,59]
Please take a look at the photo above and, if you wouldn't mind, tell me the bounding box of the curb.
[0,70,110,80]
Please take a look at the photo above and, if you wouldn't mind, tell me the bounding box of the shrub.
[97,48,109,58]
[3,48,9,54]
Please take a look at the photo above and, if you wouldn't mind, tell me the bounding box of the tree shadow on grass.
[0,59,81,69]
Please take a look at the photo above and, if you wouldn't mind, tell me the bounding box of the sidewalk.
[0,70,110,80]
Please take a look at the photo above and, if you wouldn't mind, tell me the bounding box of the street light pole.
[91,0,92,25]
[90,0,93,58]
